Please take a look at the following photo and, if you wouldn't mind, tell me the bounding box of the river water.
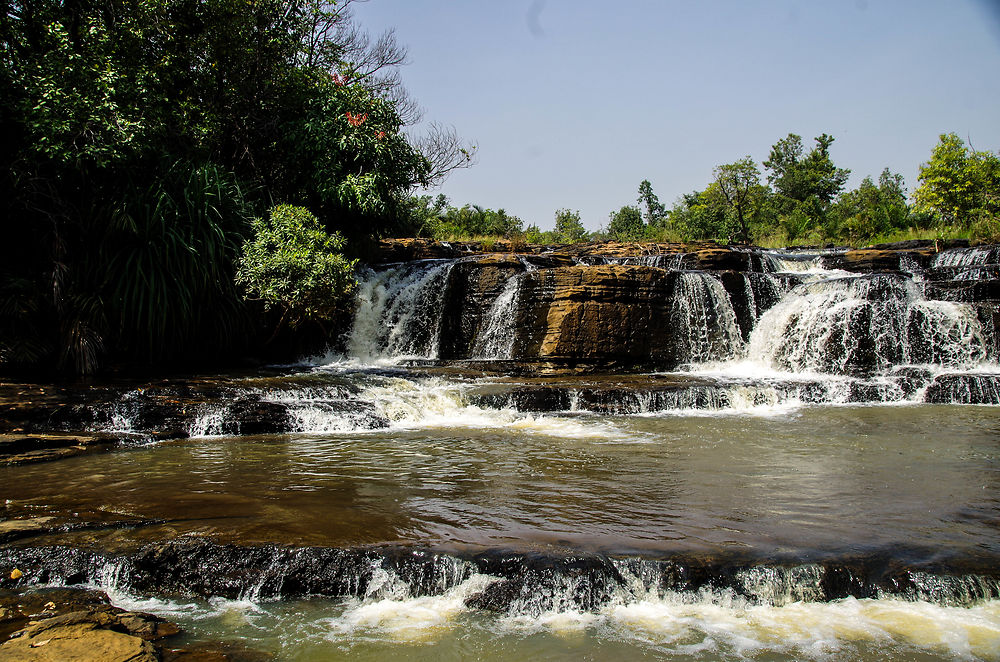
[2,247,1000,660]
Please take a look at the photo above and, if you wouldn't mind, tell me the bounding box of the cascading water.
[746,273,992,376]
[668,272,745,365]
[346,260,455,362]
[5,243,1000,662]
[932,244,1000,281]
[472,274,522,359]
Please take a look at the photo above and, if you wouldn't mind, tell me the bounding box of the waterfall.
[347,260,455,362]
[473,274,523,359]
[574,254,688,270]
[669,272,744,365]
[747,273,992,376]
[932,245,1000,281]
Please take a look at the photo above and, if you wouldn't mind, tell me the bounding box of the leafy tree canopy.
[554,209,589,244]
[0,0,469,372]
[607,205,644,241]
[914,133,1000,225]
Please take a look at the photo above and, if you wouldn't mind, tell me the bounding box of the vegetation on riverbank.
[1,0,469,374]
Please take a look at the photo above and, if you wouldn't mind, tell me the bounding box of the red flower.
[345,111,368,127]
[331,72,348,87]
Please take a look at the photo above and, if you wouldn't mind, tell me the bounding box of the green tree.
[554,209,589,244]
[671,184,730,241]
[763,133,850,234]
[913,133,1000,225]
[0,0,460,371]
[714,157,766,245]
[607,205,644,241]
[236,205,357,336]
[637,180,667,227]
[830,168,910,241]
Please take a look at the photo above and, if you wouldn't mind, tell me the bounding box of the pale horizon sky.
[352,0,1000,231]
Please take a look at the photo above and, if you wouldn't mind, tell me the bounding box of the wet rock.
[162,641,274,661]
[688,247,752,271]
[0,433,113,466]
[822,247,935,272]
[923,374,1000,404]
[219,400,291,435]
[0,518,60,544]
[374,238,462,262]
[438,255,527,359]
[516,265,678,367]
[924,278,1000,304]
[0,591,177,662]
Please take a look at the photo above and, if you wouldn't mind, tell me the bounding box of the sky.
[351,0,1000,231]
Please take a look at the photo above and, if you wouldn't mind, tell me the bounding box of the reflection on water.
[3,404,998,562]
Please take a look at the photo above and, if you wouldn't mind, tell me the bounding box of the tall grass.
[94,161,257,363]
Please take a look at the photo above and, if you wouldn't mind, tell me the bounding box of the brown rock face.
[362,240,1000,374]
[0,605,177,662]
[519,265,676,364]
[428,254,781,371]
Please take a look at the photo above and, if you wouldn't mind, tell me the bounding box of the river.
[2,245,999,660]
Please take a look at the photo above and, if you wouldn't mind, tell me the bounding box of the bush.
[236,205,358,333]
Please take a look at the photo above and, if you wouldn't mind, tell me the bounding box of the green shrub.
[236,205,358,333]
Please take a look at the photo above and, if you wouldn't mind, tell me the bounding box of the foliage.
[236,205,357,331]
[637,180,667,228]
[1,0,463,372]
[98,162,256,364]
[763,133,850,236]
[913,133,1000,225]
[829,168,910,242]
[554,209,589,244]
[607,206,644,241]
[714,157,768,245]
[670,185,729,242]
[402,195,524,239]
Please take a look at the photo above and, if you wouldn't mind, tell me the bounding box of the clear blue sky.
[351,0,1000,231]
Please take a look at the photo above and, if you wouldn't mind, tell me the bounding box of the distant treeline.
[407,132,1000,247]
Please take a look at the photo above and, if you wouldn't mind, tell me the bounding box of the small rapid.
[7,542,1000,661]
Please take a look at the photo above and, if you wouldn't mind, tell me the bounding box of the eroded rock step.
[2,540,998,613]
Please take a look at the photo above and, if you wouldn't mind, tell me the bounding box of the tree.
[913,133,1000,225]
[714,157,765,245]
[0,0,461,372]
[607,206,644,241]
[831,168,910,241]
[637,180,667,227]
[554,209,589,244]
[670,184,730,242]
[763,133,850,233]
[236,205,357,336]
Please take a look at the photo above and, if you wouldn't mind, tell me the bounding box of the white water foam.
[74,556,1000,660]
[746,273,992,376]
[325,573,498,640]
[347,261,455,363]
[472,274,522,359]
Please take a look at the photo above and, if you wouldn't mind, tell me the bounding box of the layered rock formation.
[368,239,999,374]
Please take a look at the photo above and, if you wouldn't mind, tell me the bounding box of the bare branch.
[413,123,477,187]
